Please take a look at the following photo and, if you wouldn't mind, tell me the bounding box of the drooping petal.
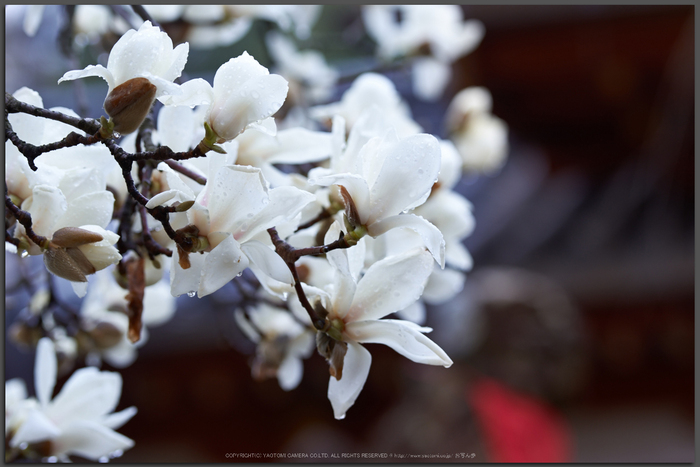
[170,246,207,297]
[367,214,445,268]
[422,266,466,305]
[101,406,137,430]
[240,240,292,284]
[277,356,303,391]
[197,234,249,297]
[35,337,56,408]
[45,367,122,424]
[327,341,371,420]
[348,319,453,367]
[51,420,134,461]
[58,65,115,90]
[346,247,434,323]
[9,407,61,447]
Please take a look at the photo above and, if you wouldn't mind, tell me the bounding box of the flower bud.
[44,245,96,282]
[103,77,157,134]
[88,321,124,349]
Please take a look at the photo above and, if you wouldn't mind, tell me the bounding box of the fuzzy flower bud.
[103,77,157,134]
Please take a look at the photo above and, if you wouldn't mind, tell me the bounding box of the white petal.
[10,407,61,447]
[396,301,426,325]
[6,378,28,407]
[101,406,137,430]
[346,247,434,323]
[240,240,292,284]
[70,281,89,298]
[348,319,452,367]
[238,185,315,243]
[58,65,114,90]
[206,165,269,235]
[366,133,441,224]
[27,185,68,237]
[277,356,303,391]
[35,337,56,408]
[412,57,452,102]
[309,173,371,225]
[246,116,277,136]
[327,341,371,420]
[52,420,134,461]
[197,234,249,297]
[169,247,206,297]
[158,78,213,107]
[45,367,122,424]
[234,309,261,343]
[368,214,445,268]
[265,128,333,164]
[23,5,46,36]
[422,266,466,305]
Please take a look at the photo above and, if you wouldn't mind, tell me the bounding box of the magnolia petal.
[412,57,452,102]
[234,309,261,343]
[423,266,466,305]
[35,337,57,408]
[58,65,115,90]
[346,247,434,323]
[70,281,89,298]
[170,246,207,297]
[277,356,303,391]
[327,341,371,420]
[159,78,214,107]
[247,116,277,136]
[309,173,371,225]
[210,74,289,141]
[238,185,315,244]
[396,301,426,325]
[206,165,269,235]
[240,240,292,284]
[198,234,249,297]
[446,240,473,272]
[101,406,137,431]
[45,367,122,424]
[52,420,134,461]
[265,128,333,164]
[56,191,115,233]
[28,185,68,238]
[366,133,441,224]
[9,408,61,447]
[368,214,445,268]
[348,319,452,367]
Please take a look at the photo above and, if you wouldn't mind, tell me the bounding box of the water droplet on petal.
[19,443,28,450]
[187,291,196,298]
[46,457,58,463]
[110,450,124,459]
[20,251,29,259]
[98,456,109,463]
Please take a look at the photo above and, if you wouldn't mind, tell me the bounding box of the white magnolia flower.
[168,164,314,298]
[362,5,485,101]
[163,52,288,144]
[235,303,315,391]
[309,116,445,267]
[446,86,509,173]
[227,5,322,40]
[310,73,421,136]
[7,338,136,462]
[58,20,188,100]
[302,239,452,419]
[58,21,189,133]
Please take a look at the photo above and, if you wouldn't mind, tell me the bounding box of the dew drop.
[110,450,124,459]
[46,457,58,463]
[18,442,28,450]
[187,291,196,298]
[98,456,109,463]
[20,251,29,259]
[251,90,260,99]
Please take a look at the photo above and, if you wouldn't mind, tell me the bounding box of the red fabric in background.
[468,376,573,462]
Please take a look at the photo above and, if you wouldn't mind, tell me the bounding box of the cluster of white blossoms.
[6,5,509,460]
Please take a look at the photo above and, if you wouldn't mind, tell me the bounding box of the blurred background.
[5,4,694,463]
